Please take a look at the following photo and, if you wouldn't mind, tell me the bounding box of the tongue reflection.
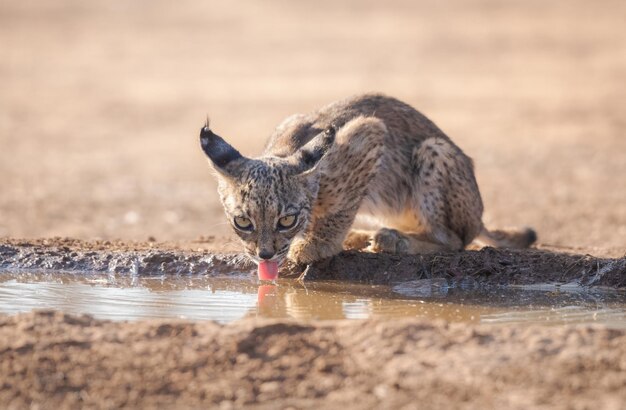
[258,260,279,280]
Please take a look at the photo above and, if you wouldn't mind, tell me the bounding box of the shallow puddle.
[0,271,624,327]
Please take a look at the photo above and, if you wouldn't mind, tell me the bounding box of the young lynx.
[200,94,536,277]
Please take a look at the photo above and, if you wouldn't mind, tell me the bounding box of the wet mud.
[1,239,624,288]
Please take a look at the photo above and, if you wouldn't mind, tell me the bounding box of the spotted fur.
[201,94,536,266]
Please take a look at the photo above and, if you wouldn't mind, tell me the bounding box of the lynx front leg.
[288,116,387,265]
[290,210,362,264]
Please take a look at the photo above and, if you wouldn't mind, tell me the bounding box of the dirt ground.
[1,0,625,250]
[0,311,624,410]
[1,1,626,409]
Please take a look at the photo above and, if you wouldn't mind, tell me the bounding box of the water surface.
[1,271,624,327]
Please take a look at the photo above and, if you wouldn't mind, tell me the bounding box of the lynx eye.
[233,216,253,231]
[277,214,298,230]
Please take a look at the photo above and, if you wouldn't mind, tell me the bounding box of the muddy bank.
[0,239,624,288]
[0,310,624,409]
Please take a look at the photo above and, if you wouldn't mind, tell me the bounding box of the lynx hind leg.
[289,116,387,264]
[411,138,484,251]
[343,229,372,250]
[369,229,449,254]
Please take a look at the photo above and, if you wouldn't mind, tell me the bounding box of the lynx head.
[200,122,335,267]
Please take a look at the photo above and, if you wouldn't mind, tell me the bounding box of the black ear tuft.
[200,125,243,169]
[326,124,337,138]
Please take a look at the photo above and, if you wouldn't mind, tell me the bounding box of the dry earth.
[0,0,625,249]
[1,311,625,410]
[1,1,626,409]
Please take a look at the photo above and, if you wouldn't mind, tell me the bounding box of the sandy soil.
[1,311,625,410]
[1,1,626,408]
[1,0,625,249]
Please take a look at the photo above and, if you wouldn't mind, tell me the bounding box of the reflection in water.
[0,271,624,327]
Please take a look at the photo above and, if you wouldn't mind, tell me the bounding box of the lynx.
[200,94,536,276]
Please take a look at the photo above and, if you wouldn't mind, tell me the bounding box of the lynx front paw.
[368,228,410,254]
[288,238,342,265]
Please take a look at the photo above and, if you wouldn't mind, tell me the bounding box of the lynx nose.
[258,249,275,260]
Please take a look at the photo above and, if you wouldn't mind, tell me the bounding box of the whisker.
[202,221,231,230]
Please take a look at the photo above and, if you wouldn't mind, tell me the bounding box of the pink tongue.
[258,260,279,280]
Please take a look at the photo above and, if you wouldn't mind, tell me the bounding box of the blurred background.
[1,0,624,250]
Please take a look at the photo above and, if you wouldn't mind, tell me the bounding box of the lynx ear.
[200,122,245,178]
[285,126,336,175]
